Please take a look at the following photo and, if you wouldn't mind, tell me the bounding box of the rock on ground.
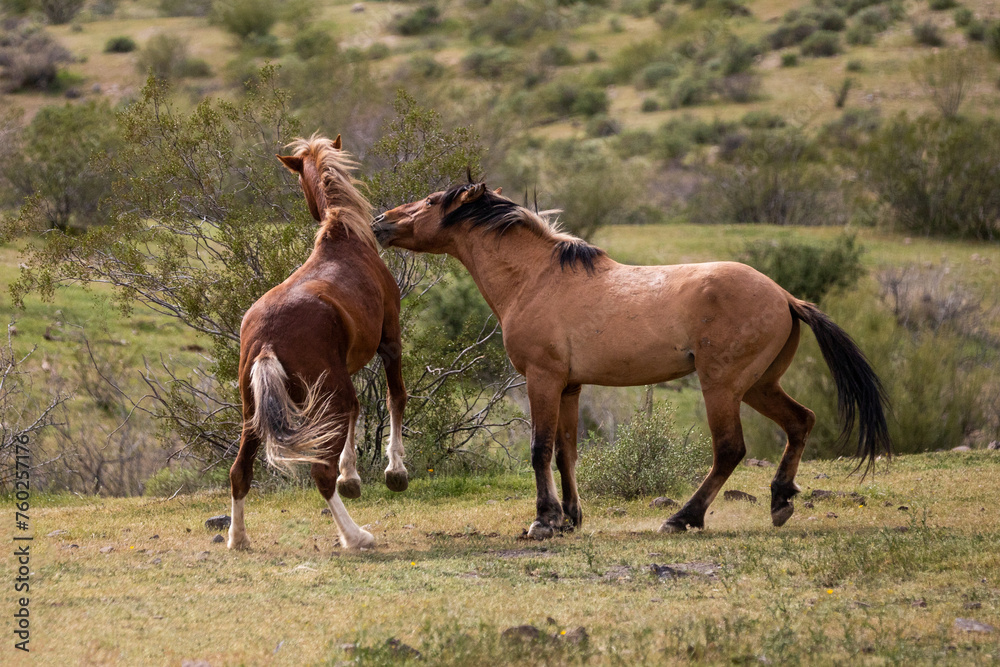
[723,490,758,503]
[204,515,231,530]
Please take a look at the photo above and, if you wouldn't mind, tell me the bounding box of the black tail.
[790,299,891,476]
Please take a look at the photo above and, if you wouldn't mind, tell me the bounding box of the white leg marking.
[327,491,374,549]
[228,496,250,550]
[338,417,361,484]
[385,408,406,475]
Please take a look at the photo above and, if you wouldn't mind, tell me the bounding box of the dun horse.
[228,134,407,551]
[373,183,890,539]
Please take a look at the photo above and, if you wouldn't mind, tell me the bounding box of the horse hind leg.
[382,342,409,493]
[555,385,583,529]
[661,389,745,533]
[336,396,363,500]
[228,426,259,550]
[313,456,374,550]
[743,383,815,527]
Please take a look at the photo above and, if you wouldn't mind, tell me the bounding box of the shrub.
[767,20,818,49]
[584,48,599,62]
[928,0,956,10]
[988,22,1000,59]
[911,49,980,119]
[741,110,785,129]
[952,7,972,27]
[781,52,799,67]
[242,33,282,57]
[721,36,760,75]
[38,0,84,24]
[213,0,278,40]
[859,114,1000,240]
[614,128,656,157]
[640,97,659,112]
[390,4,441,36]
[637,60,678,88]
[539,44,574,67]
[809,8,847,31]
[577,403,708,500]
[292,29,335,60]
[408,54,444,79]
[366,42,390,60]
[470,0,558,45]
[178,58,212,78]
[159,0,212,16]
[690,129,845,226]
[717,72,761,103]
[667,72,711,108]
[965,20,985,41]
[913,21,944,47]
[586,114,621,137]
[0,23,72,92]
[104,36,137,53]
[801,30,842,57]
[833,77,853,108]
[738,235,865,304]
[856,6,892,31]
[137,34,190,80]
[846,24,875,45]
[462,47,518,79]
[653,6,678,29]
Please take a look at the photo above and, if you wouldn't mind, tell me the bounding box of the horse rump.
[249,344,338,472]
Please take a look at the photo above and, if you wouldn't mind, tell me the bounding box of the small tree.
[37,0,85,24]
[1,101,119,231]
[213,0,278,40]
[911,49,980,119]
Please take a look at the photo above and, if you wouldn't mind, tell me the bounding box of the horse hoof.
[771,502,794,527]
[227,533,251,550]
[385,469,409,493]
[658,520,686,534]
[344,529,375,550]
[526,521,555,540]
[337,477,362,499]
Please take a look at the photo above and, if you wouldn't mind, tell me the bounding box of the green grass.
[7,453,1000,665]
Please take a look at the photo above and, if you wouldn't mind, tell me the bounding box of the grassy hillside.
[6,452,999,665]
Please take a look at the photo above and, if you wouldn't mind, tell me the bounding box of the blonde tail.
[248,344,338,473]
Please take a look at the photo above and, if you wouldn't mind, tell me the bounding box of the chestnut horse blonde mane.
[286,134,378,251]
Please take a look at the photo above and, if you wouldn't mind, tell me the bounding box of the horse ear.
[460,183,486,204]
[493,187,502,195]
[332,134,342,150]
[276,154,304,173]
[466,165,474,184]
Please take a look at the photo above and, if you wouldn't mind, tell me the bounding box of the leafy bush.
[809,8,847,31]
[846,59,864,72]
[640,97,659,112]
[137,34,191,80]
[38,0,84,24]
[846,24,875,45]
[952,7,973,26]
[781,53,799,67]
[801,30,842,57]
[213,0,278,40]
[913,21,944,47]
[539,44,574,67]
[742,110,785,129]
[859,114,1000,240]
[717,72,761,103]
[690,129,846,226]
[537,81,608,117]
[407,54,445,79]
[178,58,212,77]
[928,0,956,10]
[965,20,985,41]
[767,19,818,49]
[586,115,621,137]
[104,36,137,53]
[637,60,678,88]
[390,4,441,36]
[855,5,893,31]
[470,0,559,45]
[911,49,980,119]
[462,47,518,79]
[159,0,212,16]
[738,235,865,304]
[292,29,335,60]
[0,101,119,231]
[0,22,72,92]
[577,403,708,500]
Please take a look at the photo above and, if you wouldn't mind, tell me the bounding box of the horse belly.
[569,338,696,387]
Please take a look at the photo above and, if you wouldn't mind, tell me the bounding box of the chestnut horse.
[228,134,407,551]
[373,183,890,539]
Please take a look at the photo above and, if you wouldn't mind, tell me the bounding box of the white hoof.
[343,529,375,550]
[227,531,251,550]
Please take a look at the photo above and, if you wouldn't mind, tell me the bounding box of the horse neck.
[449,226,557,323]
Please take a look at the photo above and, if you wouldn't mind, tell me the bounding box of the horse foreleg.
[661,390,745,533]
[526,372,565,540]
[228,426,259,550]
[380,337,408,492]
[743,383,816,527]
[336,396,362,500]
[313,459,374,550]
[555,385,582,529]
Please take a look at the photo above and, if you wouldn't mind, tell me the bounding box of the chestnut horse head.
[276,133,377,250]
